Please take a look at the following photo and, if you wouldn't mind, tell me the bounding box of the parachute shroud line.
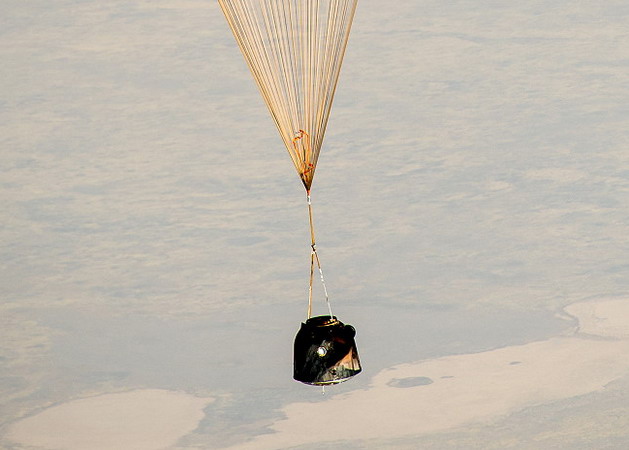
[219,0,356,315]
[218,0,358,191]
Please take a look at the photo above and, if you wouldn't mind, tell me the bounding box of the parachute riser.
[306,191,333,321]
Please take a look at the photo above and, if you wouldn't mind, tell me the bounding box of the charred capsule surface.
[293,315,361,385]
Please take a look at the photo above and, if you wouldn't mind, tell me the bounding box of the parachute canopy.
[218,0,358,190]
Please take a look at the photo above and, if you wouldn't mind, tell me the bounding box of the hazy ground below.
[2,0,629,448]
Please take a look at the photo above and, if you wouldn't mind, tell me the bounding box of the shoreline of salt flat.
[5,389,213,450]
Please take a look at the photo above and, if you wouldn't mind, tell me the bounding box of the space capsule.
[294,315,361,385]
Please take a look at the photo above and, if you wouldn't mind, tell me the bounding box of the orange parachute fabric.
[218,0,358,191]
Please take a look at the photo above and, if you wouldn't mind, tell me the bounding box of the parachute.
[219,0,362,385]
[218,0,357,191]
